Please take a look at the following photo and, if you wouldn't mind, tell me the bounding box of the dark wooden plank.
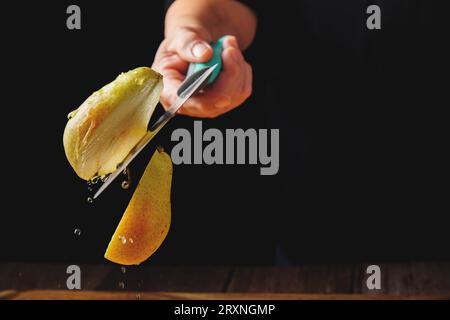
[227,265,354,293]
[352,263,388,295]
[0,290,17,299]
[7,290,448,300]
[0,263,18,290]
[0,262,62,291]
[355,262,450,296]
[387,262,450,295]
[96,265,232,292]
[2,262,449,295]
[0,263,111,291]
[298,264,354,293]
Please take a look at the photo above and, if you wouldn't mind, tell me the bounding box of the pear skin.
[63,67,163,180]
[104,147,172,265]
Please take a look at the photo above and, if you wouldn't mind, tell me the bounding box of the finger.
[160,77,183,110]
[152,46,189,109]
[153,58,185,109]
[177,46,246,116]
[153,35,250,118]
[167,28,213,63]
[242,62,253,99]
[153,39,170,64]
[199,46,246,103]
[153,52,188,75]
[222,35,240,50]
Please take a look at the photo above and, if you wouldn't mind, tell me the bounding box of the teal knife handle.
[186,36,226,85]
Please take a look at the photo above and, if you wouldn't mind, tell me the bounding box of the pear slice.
[63,67,163,180]
[104,147,172,265]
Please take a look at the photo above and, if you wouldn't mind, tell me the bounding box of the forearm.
[165,0,257,49]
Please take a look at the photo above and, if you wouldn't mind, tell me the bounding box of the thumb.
[170,29,213,63]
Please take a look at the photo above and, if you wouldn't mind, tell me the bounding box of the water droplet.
[118,281,125,289]
[91,177,99,184]
[87,197,93,203]
[74,228,82,236]
[121,181,130,189]
[67,110,77,119]
[129,238,134,244]
[87,187,93,192]
[118,235,127,244]
[121,266,126,274]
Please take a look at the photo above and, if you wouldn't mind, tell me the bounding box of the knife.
[93,37,226,199]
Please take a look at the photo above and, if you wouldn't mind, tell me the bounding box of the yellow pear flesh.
[104,147,172,265]
[63,67,163,180]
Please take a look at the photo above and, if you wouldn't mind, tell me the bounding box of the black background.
[1,1,449,265]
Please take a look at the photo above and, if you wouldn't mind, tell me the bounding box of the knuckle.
[166,36,178,52]
[160,92,176,109]
[159,54,178,68]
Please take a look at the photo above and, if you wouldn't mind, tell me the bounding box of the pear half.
[105,147,172,265]
[63,67,163,180]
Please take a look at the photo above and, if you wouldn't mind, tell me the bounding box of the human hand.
[152,28,252,118]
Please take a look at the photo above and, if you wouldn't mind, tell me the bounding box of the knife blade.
[93,64,218,199]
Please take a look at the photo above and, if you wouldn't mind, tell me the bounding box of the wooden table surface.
[1,262,449,300]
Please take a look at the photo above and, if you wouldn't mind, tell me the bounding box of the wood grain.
[4,290,449,300]
[96,265,232,292]
[0,262,111,291]
[227,265,354,293]
[354,262,450,295]
[1,262,449,298]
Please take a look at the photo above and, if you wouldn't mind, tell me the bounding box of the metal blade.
[93,64,218,199]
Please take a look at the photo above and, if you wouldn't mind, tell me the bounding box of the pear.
[63,67,163,180]
[104,147,172,265]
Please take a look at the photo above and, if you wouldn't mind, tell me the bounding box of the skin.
[152,0,257,118]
